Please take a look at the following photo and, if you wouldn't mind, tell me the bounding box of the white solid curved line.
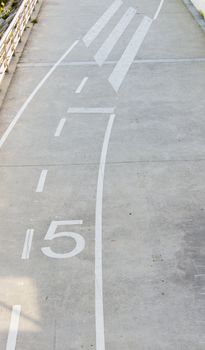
[0,40,79,149]
[154,0,165,20]
[95,113,115,350]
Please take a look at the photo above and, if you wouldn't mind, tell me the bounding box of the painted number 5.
[41,220,85,259]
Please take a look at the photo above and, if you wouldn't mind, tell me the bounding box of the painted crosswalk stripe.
[75,77,88,93]
[109,16,152,92]
[6,305,21,350]
[95,7,136,66]
[83,0,122,47]
[21,229,34,259]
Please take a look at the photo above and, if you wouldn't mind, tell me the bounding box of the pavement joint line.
[2,158,205,168]
[17,57,205,68]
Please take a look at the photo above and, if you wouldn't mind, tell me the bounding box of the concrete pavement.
[1,0,205,349]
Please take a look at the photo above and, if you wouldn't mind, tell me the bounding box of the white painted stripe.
[75,77,88,93]
[54,118,66,137]
[6,305,21,350]
[67,107,115,114]
[0,40,79,149]
[21,229,34,259]
[95,113,115,350]
[154,0,165,20]
[109,16,152,92]
[83,0,122,47]
[36,170,48,193]
[95,7,136,66]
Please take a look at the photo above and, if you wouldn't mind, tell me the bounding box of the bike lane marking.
[6,305,21,350]
[21,229,34,260]
[0,40,79,149]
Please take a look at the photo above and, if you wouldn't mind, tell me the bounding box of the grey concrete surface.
[0,0,205,349]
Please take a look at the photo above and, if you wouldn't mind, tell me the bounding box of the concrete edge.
[182,0,205,33]
[0,0,43,111]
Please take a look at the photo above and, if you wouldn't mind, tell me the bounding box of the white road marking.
[95,113,115,350]
[109,16,152,92]
[83,0,122,47]
[21,229,34,259]
[95,7,136,66]
[48,220,83,226]
[154,0,165,20]
[75,77,88,93]
[41,220,84,259]
[54,118,66,137]
[0,40,79,149]
[67,107,115,114]
[36,169,48,193]
[6,305,21,350]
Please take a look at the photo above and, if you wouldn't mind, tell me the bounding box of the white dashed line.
[95,7,136,66]
[54,118,66,137]
[36,170,48,193]
[95,113,115,350]
[109,16,152,92]
[6,305,21,350]
[21,229,34,259]
[83,0,122,47]
[75,77,88,93]
[0,40,79,149]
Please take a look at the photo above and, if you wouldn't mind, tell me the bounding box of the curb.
[0,0,43,111]
[182,0,205,33]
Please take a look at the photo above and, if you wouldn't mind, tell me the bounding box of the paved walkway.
[0,0,205,349]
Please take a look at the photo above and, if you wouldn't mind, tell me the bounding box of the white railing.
[0,0,38,84]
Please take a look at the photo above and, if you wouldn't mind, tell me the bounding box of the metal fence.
[0,0,38,84]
